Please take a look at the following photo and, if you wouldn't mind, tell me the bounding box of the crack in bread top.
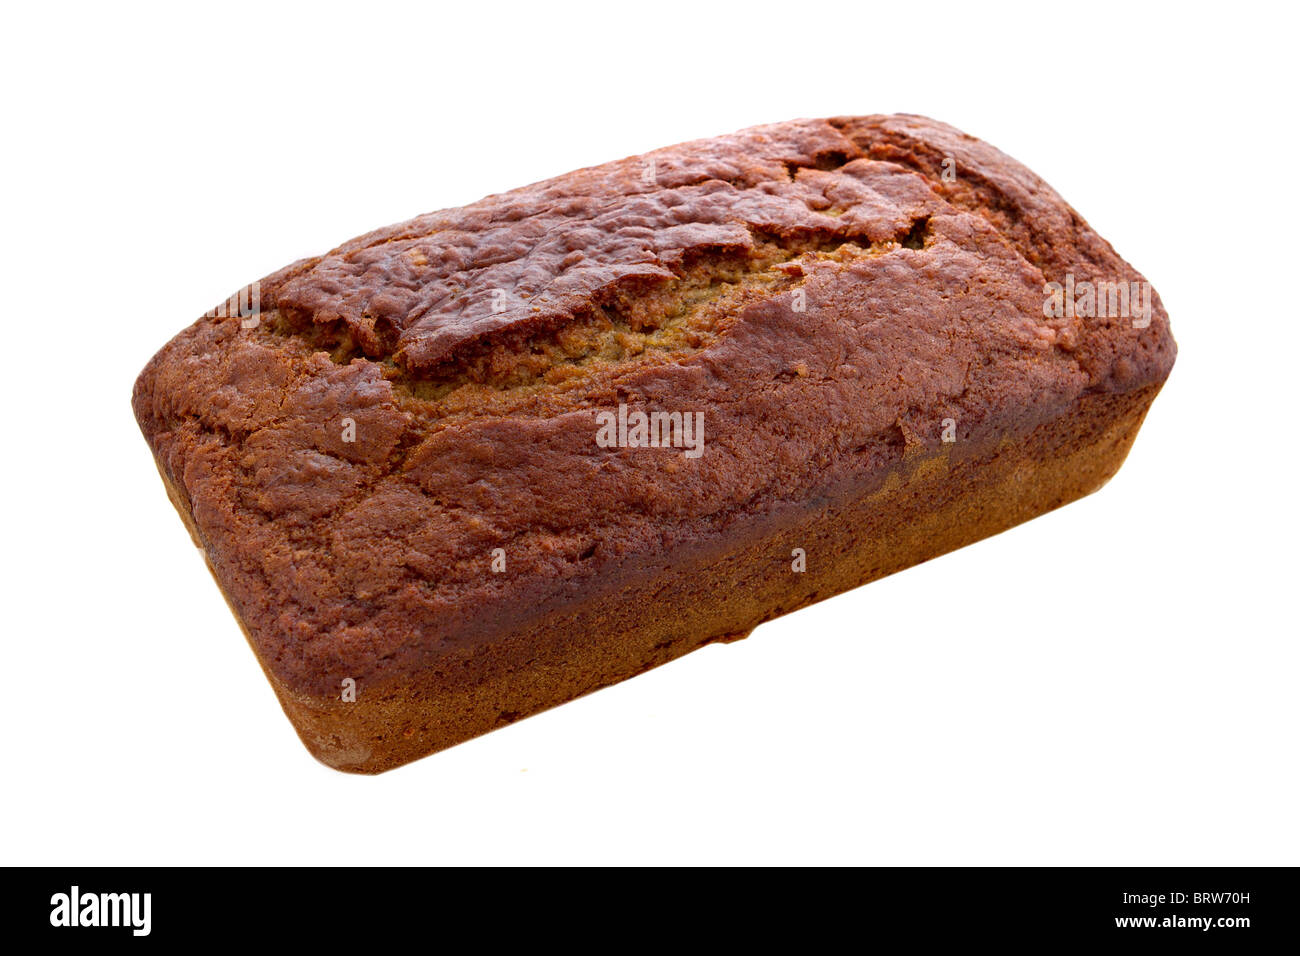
[268,120,931,372]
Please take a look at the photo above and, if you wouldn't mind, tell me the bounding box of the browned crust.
[132,114,1175,771]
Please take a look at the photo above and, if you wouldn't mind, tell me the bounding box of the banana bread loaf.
[132,114,1176,773]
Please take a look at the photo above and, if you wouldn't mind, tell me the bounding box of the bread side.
[132,114,1175,770]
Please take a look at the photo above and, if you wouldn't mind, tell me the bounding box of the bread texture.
[133,114,1175,772]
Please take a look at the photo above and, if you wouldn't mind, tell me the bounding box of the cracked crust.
[132,114,1175,770]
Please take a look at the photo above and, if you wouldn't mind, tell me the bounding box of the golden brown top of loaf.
[133,115,1175,695]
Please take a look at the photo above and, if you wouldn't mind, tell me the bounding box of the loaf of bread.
[133,114,1175,772]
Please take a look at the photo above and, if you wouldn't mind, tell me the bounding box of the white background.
[3,2,1295,866]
